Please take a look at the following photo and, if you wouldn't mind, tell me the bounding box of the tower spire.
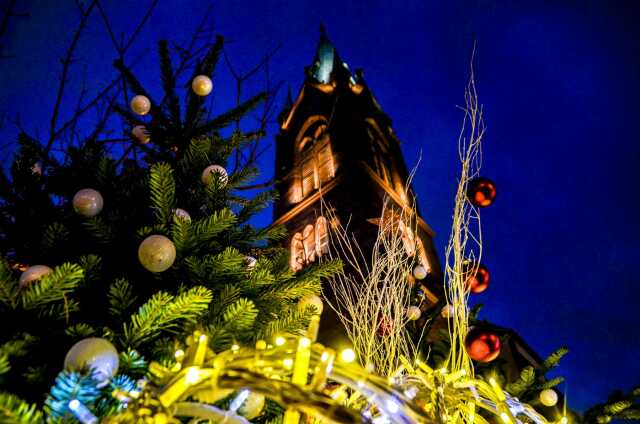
[309,25,350,84]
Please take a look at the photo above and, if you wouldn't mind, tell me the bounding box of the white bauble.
[406,306,422,321]
[412,265,427,280]
[132,125,150,144]
[237,391,265,419]
[440,304,455,319]
[201,164,228,187]
[245,256,257,270]
[31,162,43,176]
[138,235,176,273]
[64,337,119,386]
[130,95,151,115]
[173,208,191,222]
[539,388,558,407]
[298,294,323,315]
[192,75,213,96]
[73,189,104,218]
[19,265,53,288]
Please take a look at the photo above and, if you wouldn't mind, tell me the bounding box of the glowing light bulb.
[185,368,200,384]
[174,349,184,359]
[68,399,80,410]
[231,344,240,352]
[561,417,568,424]
[299,337,311,348]
[340,348,356,363]
[500,412,511,423]
[386,399,400,414]
[283,358,294,368]
[199,334,207,343]
[256,340,267,349]
[275,336,286,346]
[321,351,329,362]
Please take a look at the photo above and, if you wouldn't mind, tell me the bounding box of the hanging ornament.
[467,177,497,207]
[298,294,323,315]
[539,389,559,407]
[138,235,176,273]
[412,264,427,280]
[201,164,228,187]
[406,306,422,321]
[173,208,191,222]
[191,75,213,96]
[465,263,490,294]
[131,125,150,144]
[64,337,119,386]
[73,188,104,218]
[377,315,393,336]
[465,327,501,362]
[237,391,265,419]
[440,304,455,319]
[245,256,257,270]
[130,95,151,115]
[19,265,53,288]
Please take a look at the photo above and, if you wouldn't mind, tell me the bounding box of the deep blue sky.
[1,0,638,412]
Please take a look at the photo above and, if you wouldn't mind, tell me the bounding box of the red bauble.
[377,316,393,336]
[467,177,497,207]
[465,327,501,362]
[465,263,490,294]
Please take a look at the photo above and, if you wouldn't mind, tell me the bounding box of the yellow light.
[275,336,286,346]
[340,348,356,363]
[199,334,207,343]
[500,412,511,423]
[185,368,200,385]
[299,337,311,348]
[174,349,184,359]
[561,417,568,424]
[231,344,239,352]
[321,351,329,362]
[283,358,294,369]
[256,340,267,350]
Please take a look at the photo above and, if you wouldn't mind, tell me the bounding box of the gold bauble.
[19,265,53,288]
[238,391,265,419]
[539,388,558,407]
[73,188,104,218]
[298,294,323,315]
[413,265,427,280]
[130,94,151,115]
[406,305,421,321]
[64,337,119,386]
[201,164,228,187]
[192,75,213,96]
[173,208,191,222]
[138,235,176,273]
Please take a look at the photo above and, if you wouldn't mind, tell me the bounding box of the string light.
[275,336,286,346]
[340,348,356,363]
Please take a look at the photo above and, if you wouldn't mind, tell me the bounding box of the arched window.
[290,233,305,271]
[303,224,316,263]
[315,216,329,255]
[293,116,335,202]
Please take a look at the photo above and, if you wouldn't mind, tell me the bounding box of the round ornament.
[377,316,393,336]
[73,189,104,218]
[465,327,501,363]
[465,263,490,294]
[192,75,213,96]
[245,256,257,270]
[173,208,191,222]
[64,337,119,385]
[237,391,265,419]
[406,306,421,321]
[467,177,497,207]
[413,264,427,280]
[201,164,228,187]
[539,389,558,407]
[132,125,150,144]
[440,304,455,319]
[298,294,323,315]
[31,162,43,176]
[130,95,151,115]
[19,265,53,288]
[138,235,176,273]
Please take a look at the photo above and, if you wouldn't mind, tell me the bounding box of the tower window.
[290,216,330,271]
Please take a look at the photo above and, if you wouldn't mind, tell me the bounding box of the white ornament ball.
[19,265,53,289]
[130,95,151,115]
[64,337,119,386]
[406,306,422,321]
[238,391,265,419]
[31,162,43,176]
[298,294,323,315]
[138,235,176,273]
[245,256,257,270]
[73,189,104,218]
[192,75,213,96]
[539,388,558,407]
[440,304,455,319]
[173,208,191,222]
[132,125,150,144]
[413,265,427,280]
[201,164,228,187]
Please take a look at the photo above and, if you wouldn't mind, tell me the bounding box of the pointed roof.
[309,25,353,84]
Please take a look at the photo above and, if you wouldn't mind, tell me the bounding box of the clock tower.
[272,27,443,340]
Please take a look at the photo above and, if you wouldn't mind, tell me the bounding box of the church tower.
[272,28,443,332]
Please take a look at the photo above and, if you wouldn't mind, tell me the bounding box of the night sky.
[1,0,639,412]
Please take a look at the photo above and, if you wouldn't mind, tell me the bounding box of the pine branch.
[222,298,258,333]
[157,40,181,123]
[122,286,212,348]
[108,279,137,318]
[65,323,96,339]
[505,366,535,397]
[41,222,70,254]
[44,371,100,420]
[542,346,568,373]
[185,36,224,129]
[0,259,18,309]
[189,208,236,250]
[20,263,84,311]
[193,92,267,136]
[149,162,176,226]
[532,377,564,391]
[0,392,44,423]
[258,307,315,339]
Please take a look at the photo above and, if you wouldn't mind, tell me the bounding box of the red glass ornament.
[465,263,490,294]
[465,327,501,362]
[467,177,497,207]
